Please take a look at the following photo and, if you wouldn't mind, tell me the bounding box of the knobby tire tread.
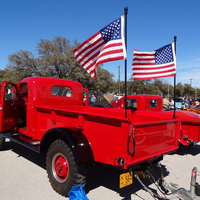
[46,139,87,197]
[93,100,113,108]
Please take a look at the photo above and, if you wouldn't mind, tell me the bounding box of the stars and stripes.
[74,16,126,79]
[132,43,176,80]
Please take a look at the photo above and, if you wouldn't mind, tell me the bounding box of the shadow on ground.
[3,140,200,200]
[175,143,200,156]
[85,165,171,200]
[3,139,46,169]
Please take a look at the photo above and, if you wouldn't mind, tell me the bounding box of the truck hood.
[163,110,200,119]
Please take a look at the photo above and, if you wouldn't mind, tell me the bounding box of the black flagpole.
[173,35,177,119]
[124,7,128,118]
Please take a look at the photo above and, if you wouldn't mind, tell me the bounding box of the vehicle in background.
[110,94,200,146]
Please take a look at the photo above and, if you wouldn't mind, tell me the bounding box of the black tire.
[46,139,87,197]
[93,100,113,108]
[0,135,5,150]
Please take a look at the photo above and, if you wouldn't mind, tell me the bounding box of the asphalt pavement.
[1,139,200,200]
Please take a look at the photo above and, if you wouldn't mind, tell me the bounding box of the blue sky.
[1,0,200,87]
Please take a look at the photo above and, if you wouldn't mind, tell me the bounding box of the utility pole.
[117,66,121,96]
[195,83,198,99]
[190,79,193,87]
[195,87,197,99]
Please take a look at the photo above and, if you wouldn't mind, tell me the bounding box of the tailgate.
[125,119,180,169]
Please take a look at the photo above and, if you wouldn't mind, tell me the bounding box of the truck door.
[0,81,19,132]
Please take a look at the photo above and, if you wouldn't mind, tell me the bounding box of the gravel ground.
[1,139,200,200]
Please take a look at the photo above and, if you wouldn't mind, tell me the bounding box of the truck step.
[11,132,22,137]
[0,132,40,153]
[18,127,28,135]
[29,140,41,146]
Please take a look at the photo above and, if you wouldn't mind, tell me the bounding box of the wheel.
[93,100,113,108]
[46,139,87,197]
[0,135,5,150]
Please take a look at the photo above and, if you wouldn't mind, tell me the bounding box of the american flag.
[74,16,126,79]
[132,43,176,80]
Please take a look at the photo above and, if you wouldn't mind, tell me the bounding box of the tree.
[4,37,115,94]
[0,70,6,83]
[183,83,195,98]
[36,37,79,78]
[5,37,81,82]
[126,79,159,95]
[87,67,115,94]
[153,79,166,96]
[5,50,38,82]
[176,82,184,97]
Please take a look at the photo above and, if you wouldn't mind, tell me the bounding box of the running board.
[0,132,40,153]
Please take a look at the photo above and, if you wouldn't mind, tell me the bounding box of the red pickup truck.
[0,77,180,197]
[110,95,200,146]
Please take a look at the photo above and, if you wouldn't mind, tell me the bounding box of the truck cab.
[110,94,163,112]
[0,77,86,138]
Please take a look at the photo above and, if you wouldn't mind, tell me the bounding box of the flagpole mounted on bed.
[124,6,128,118]
[173,35,177,119]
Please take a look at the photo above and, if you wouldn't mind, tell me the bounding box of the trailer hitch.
[161,167,200,200]
[153,164,200,199]
[135,163,200,199]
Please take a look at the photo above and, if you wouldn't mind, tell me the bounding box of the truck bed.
[31,105,180,170]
